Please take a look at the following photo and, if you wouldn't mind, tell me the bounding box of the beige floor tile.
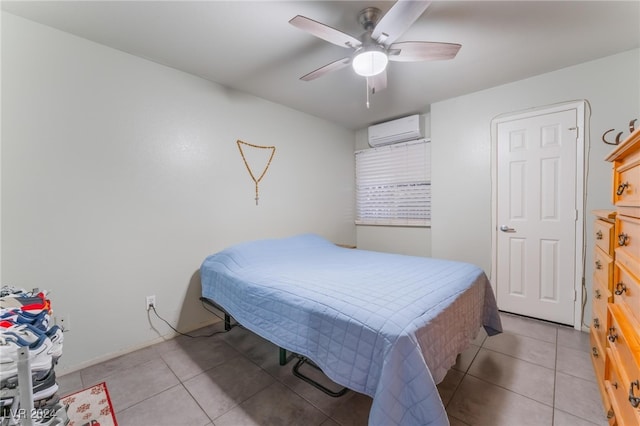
[483,330,557,369]
[447,375,553,426]
[183,356,274,420]
[553,408,608,426]
[451,344,480,373]
[240,329,360,419]
[556,326,590,352]
[554,371,608,424]
[437,368,464,407]
[556,344,596,382]
[468,348,555,406]
[160,335,239,381]
[56,370,83,397]
[328,391,372,426]
[264,355,355,417]
[79,345,159,386]
[448,415,471,426]
[116,384,210,426]
[471,326,488,346]
[221,326,281,369]
[214,381,329,426]
[106,357,180,412]
[499,312,558,343]
[320,418,341,426]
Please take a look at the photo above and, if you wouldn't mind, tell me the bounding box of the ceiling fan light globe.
[352,50,388,77]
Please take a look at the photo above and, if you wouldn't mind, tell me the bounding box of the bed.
[200,234,502,426]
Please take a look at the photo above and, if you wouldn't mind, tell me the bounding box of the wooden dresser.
[591,127,640,425]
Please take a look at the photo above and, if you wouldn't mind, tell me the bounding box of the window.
[355,139,431,226]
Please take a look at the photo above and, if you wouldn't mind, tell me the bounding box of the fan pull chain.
[366,77,370,109]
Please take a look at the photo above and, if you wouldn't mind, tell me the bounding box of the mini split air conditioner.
[368,114,425,147]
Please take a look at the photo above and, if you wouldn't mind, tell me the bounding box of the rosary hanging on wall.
[236,139,276,205]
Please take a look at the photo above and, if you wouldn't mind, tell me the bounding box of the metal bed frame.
[200,297,349,398]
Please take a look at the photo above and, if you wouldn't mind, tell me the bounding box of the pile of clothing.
[1,286,69,426]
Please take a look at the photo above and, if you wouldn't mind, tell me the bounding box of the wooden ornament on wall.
[236,140,276,205]
[602,118,638,146]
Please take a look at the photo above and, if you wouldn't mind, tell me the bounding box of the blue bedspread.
[200,234,502,426]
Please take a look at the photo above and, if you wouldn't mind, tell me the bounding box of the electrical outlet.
[56,314,71,331]
[146,295,156,311]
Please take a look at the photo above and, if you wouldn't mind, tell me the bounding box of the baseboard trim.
[55,317,221,376]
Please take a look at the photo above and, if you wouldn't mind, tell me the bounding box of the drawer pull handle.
[617,182,629,196]
[593,318,600,329]
[592,347,599,358]
[629,381,640,408]
[607,409,614,419]
[613,381,619,389]
[615,282,627,296]
[618,233,629,247]
[596,230,603,240]
[595,289,601,299]
[595,260,602,270]
[608,327,618,343]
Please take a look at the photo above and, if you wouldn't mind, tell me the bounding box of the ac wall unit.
[368,114,425,147]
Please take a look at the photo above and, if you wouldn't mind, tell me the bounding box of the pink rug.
[61,382,118,426]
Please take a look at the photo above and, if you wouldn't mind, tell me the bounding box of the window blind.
[355,139,431,226]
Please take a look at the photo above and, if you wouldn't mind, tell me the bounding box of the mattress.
[200,234,502,426]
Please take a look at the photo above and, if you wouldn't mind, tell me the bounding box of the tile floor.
[57,312,607,426]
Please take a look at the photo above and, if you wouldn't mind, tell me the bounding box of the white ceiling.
[3,1,639,130]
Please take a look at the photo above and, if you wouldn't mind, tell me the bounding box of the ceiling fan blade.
[388,41,461,62]
[372,0,432,46]
[289,15,362,49]
[367,69,388,94]
[300,57,351,81]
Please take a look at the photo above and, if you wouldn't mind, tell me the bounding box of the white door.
[494,108,579,325]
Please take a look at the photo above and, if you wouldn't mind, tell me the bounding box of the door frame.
[490,100,588,330]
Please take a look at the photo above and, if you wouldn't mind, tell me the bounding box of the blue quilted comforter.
[200,234,502,425]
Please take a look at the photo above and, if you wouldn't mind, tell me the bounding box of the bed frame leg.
[292,357,349,398]
[224,313,231,331]
[200,297,234,331]
[277,349,348,397]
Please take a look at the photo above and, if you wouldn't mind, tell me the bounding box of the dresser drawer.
[590,327,606,379]
[608,304,640,373]
[592,285,609,351]
[613,150,640,208]
[606,347,637,426]
[592,330,614,423]
[595,219,616,257]
[614,262,640,327]
[594,247,614,289]
[593,276,610,343]
[594,274,612,308]
[615,214,640,278]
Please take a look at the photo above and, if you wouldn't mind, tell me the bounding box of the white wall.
[354,114,432,257]
[431,49,640,327]
[1,13,356,373]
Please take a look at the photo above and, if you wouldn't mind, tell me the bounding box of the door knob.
[500,225,516,233]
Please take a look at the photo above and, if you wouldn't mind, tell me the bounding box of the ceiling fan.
[289,0,461,104]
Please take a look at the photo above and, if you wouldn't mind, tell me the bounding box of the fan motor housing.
[358,7,382,31]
